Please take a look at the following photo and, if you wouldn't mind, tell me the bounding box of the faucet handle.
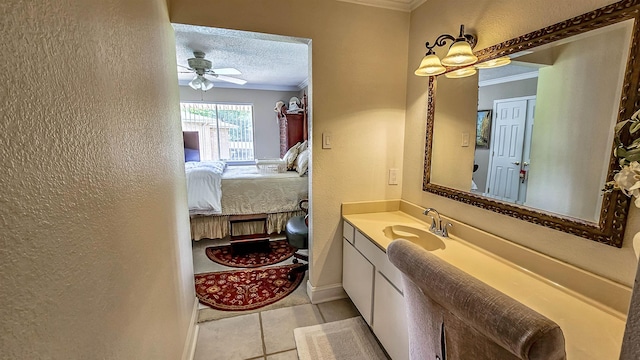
[441,222,452,237]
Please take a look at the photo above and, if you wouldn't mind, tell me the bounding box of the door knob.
[523,162,530,166]
[512,161,520,165]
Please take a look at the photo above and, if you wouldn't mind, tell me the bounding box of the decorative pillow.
[295,149,310,176]
[298,140,308,152]
[184,148,200,162]
[283,142,301,170]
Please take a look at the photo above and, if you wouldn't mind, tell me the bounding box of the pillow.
[283,142,301,170]
[298,140,308,152]
[184,148,200,162]
[295,149,309,176]
[292,140,309,169]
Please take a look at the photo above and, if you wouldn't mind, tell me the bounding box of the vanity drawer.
[378,255,404,292]
[355,231,385,266]
[343,221,355,244]
[355,231,403,291]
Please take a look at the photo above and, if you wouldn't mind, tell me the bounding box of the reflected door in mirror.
[482,98,533,204]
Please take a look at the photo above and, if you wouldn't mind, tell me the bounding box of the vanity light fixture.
[474,56,512,69]
[445,67,477,79]
[414,24,478,77]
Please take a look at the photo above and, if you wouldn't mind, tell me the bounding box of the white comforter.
[185,161,226,214]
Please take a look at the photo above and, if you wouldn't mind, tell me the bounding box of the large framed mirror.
[423,0,640,247]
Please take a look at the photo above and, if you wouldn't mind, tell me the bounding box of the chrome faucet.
[423,208,451,237]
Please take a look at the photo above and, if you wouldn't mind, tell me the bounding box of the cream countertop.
[343,207,629,359]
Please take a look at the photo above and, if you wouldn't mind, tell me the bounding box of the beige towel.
[388,239,566,360]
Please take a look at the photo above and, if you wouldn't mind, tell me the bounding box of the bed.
[186,162,308,240]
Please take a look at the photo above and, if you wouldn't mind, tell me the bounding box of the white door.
[517,99,536,204]
[486,99,527,202]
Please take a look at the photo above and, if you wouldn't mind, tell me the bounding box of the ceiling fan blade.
[211,68,242,75]
[215,75,247,85]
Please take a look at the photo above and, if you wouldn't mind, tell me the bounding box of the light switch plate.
[322,132,332,149]
[388,168,398,185]
[462,132,470,147]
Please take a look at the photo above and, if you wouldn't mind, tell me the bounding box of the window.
[180,102,255,162]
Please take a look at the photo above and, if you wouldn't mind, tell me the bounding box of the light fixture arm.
[423,25,477,55]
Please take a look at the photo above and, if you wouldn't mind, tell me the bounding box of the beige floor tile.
[193,313,263,360]
[261,304,323,354]
[316,298,360,323]
[266,350,299,360]
[192,237,230,274]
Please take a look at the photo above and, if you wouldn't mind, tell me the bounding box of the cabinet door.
[286,114,304,149]
[343,239,374,325]
[373,272,409,360]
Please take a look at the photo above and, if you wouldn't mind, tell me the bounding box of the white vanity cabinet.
[373,272,409,360]
[342,220,409,360]
[342,238,374,324]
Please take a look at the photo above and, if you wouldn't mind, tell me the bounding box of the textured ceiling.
[173,24,309,91]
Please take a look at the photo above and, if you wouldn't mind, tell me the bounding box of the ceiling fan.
[179,51,247,91]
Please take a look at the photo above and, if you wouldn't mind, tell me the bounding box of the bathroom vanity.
[341,200,631,359]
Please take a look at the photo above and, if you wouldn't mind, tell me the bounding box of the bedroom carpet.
[205,239,296,268]
[294,317,388,360]
[195,263,306,311]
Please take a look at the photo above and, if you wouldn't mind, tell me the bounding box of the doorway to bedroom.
[173,24,313,322]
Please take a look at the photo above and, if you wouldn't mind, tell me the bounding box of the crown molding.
[297,78,309,90]
[336,0,426,12]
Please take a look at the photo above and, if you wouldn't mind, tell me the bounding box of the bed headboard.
[183,131,200,162]
[183,131,199,150]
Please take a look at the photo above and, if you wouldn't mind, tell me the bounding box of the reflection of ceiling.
[478,64,539,87]
[479,64,539,82]
[173,24,309,91]
[335,0,426,12]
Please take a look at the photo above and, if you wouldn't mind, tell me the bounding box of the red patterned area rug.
[195,264,305,311]
[205,239,296,268]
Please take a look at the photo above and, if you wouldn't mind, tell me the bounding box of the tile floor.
[193,299,361,360]
[191,236,364,359]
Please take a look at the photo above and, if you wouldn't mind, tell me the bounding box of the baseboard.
[306,280,347,304]
[181,298,200,360]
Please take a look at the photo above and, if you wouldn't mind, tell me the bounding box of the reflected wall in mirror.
[423,0,640,247]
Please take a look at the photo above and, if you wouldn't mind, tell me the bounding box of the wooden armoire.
[278,93,308,157]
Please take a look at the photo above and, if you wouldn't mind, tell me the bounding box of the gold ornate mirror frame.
[423,0,640,247]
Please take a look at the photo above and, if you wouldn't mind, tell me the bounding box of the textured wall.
[403,0,639,286]
[171,0,409,288]
[0,0,195,358]
[178,86,300,159]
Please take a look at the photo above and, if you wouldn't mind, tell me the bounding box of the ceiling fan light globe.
[201,78,214,91]
[189,76,203,90]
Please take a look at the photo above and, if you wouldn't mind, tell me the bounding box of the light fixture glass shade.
[201,77,214,91]
[475,56,511,69]
[189,76,203,90]
[441,40,478,67]
[414,54,446,76]
[445,67,477,79]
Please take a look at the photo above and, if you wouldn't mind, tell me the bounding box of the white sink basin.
[383,225,445,251]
